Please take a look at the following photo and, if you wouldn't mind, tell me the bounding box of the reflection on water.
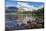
[5,14,36,30]
[5,14,35,24]
[5,14,44,30]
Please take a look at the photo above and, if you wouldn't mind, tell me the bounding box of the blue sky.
[6,1,44,7]
[5,0,44,11]
[6,1,17,7]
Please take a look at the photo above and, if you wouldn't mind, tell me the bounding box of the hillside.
[5,7,18,13]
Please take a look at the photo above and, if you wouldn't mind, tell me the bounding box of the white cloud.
[16,2,43,11]
[16,2,34,11]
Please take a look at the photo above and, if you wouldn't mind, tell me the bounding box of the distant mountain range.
[5,6,43,12]
[5,7,18,12]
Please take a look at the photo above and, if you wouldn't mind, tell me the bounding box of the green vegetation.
[33,8,44,15]
[32,8,44,19]
[16,11,32,14]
